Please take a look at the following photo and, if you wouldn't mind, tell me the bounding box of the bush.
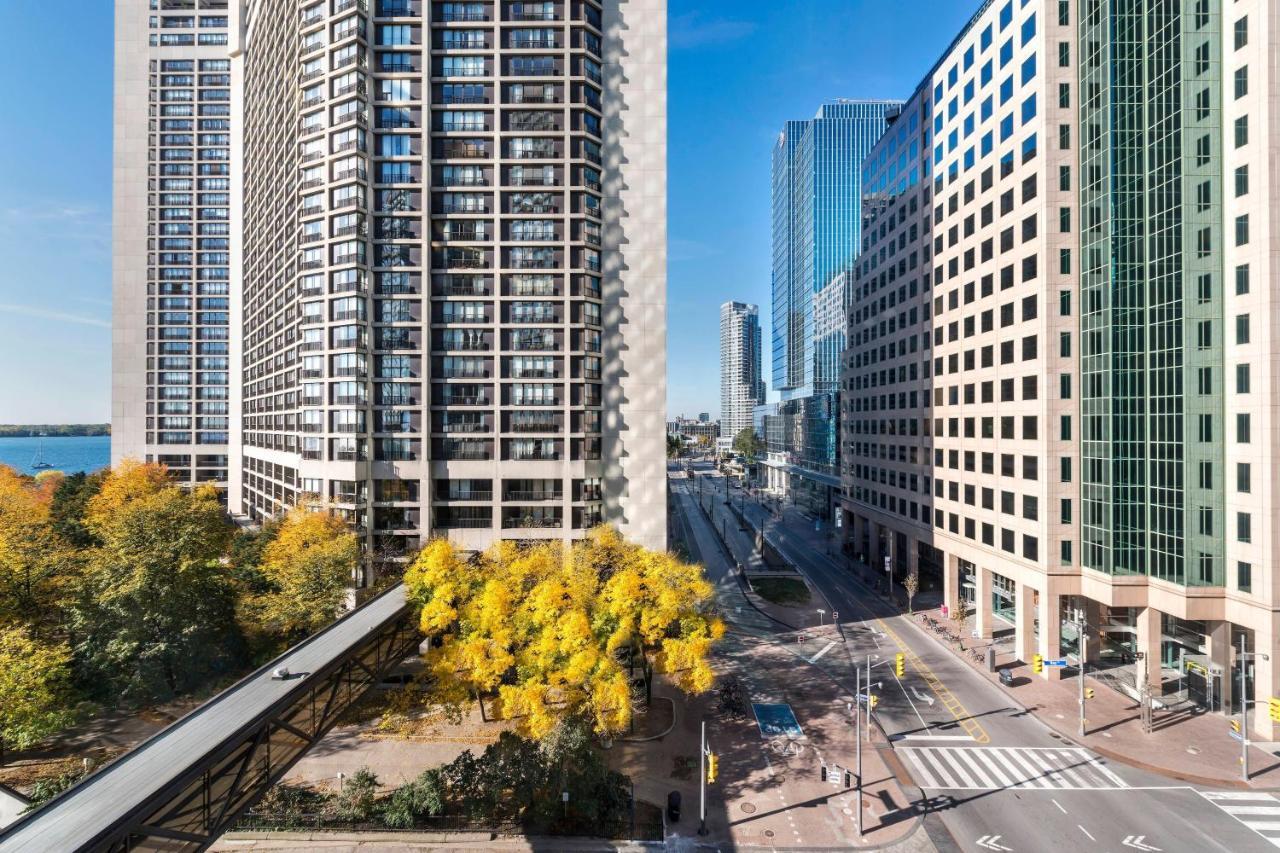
[335,767,378,822]
[382,768,444,829]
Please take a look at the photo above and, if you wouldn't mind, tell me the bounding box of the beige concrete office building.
[842,0,1280,736]
[113,1,234,488]
[227,0,666,576]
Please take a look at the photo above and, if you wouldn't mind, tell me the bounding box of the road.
[671,461,1279,853]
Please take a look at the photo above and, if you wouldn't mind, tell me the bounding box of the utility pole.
[1241,634,1249,783]
[854,668,863,836]
[865,654,872,742]
[1077,618,1086,738]
[699,719,708,835]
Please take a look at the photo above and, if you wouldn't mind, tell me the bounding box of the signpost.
[1042,658,1068,668]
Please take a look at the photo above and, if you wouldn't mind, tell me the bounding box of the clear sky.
[0,0,977,424]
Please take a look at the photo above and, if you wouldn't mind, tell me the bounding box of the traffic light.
[1084,687,1094,700]
[895,653,905,677]
[1232,719,1242,735]
[869,694,879,710]
[706,752,718,784]
[1270,698,1280,723]
[1033,654,1044,674]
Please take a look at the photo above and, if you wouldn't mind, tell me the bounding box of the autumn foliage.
[405,527,723,738]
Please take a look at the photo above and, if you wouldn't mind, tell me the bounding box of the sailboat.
[31,436,53,471]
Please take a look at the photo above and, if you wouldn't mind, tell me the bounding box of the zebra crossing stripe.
[1198,790,1280,848]
[899,746,1128,791]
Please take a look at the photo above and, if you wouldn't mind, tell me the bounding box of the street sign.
[1043,659,1068,668]
[1229,729,1244,742]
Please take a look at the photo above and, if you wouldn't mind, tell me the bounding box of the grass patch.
[750,577,811,606]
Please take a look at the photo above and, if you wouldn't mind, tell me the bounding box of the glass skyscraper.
[771,100,901,398]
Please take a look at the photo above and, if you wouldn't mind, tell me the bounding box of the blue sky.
[0,0,976,424]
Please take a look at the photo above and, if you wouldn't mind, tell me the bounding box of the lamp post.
[1238,636,1270,782]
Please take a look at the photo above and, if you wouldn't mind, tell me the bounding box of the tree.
[0,465,78,632]
[904,571,920,614]
[48,470,108,549]
[335,767,379,822]
[71,478,243,701]
[666,433,682,459]
[405,527,723,738]
[382,768,444,828]
[952,596,971,631]
[245,508,358,641]
[0,625,75,755]
[732,427,763,461]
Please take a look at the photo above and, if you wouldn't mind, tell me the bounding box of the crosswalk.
[1200,791,1280,848]
[899,746,1129,791]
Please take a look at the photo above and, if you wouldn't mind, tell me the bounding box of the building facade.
[218,0,666,572]
[113,0,233,489]
[718,301,764,448]
[841,0,1280,738]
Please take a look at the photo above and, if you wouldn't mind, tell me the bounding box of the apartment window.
[1236,263,1250,295]
[1234,66,1248,99]
[1235,165,1249,197]
[1198,461,1213,489]
[1237,413,1251,443]
[1058,165,1070,191]
[1059,248,1071,274]
[1237,462,1251,494]
[1058,82,1069,108]
[1061,540,1072,566]
[1238,512,1252,544]
[1058,42,1069,67]
[1060,457,1072,483]
[1237,562,1252,593]
[1236,363,1250,394]
[1235,115,1248,147]
[1058,124,1070,150]
[1235,214,1250,246]
[1236,313,1250,344]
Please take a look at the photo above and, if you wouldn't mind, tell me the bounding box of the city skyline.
[0,0,979,424]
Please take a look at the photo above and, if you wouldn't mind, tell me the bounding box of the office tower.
[842,0,1280,738]
[719,301,763,446]
[222,0,666,573]
[112,1,233,488]
[772,101,900,398]
[764,101,898,520]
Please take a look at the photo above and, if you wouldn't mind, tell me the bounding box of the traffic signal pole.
[855,665,863,836]
[1241,634,1249,783]
[699,720,707,835]
[1078,618,1086,738]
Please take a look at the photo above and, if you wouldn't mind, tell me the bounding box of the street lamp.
[1238,636,1269,782]
[816,609,826,627]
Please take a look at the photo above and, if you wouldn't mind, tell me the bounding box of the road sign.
[1229,729,1244,742]
[1043,659,1068,668]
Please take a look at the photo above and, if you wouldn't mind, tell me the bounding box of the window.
[1059,165,1070,191]
[1238,412,1251,443]
[1234,66,1248,99]
[1236,313,1250,345]
[1058,41,1069,67]
[1021,54,1037,84]
[1238,462,1251,494]
[1235,214,1249,246]
[1235,165,1249,197]
[1236,264,1250,295]
[1020,12,1036,46]
[1235,115,1248,147]
[1238,512,1252,544]
[1060,457,1072,483]
[1237,562,1252,593]
[1058,82,1070,108]
[1059,248,1071,274]
[1237,363,1250,394]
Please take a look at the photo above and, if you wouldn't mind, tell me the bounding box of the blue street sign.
[1229,730,1244,742]
[1043,659,1068,668]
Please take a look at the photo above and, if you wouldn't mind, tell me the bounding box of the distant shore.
[0,424,111,438]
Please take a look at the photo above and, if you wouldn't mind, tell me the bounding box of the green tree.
[335,767,379,822]
[732,427,763,461]
[71,475,243,701]
[245,508,358,641]
[382,768,445,828]
[0,625,75,755]
[0,466,79,633]
[904,571,920,614]
[48,470,107,549]
[666,434,682,459]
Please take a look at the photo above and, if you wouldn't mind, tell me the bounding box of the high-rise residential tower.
[718,301,763,447]
[763,100,899,520]
[113,1,233,489]
[226,0,666,572]
[841,0,1280,739]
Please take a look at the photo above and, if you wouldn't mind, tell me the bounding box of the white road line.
[1197,790,1280,848]
[950,749,1000,789]
[898,747,1130,791]
[1203,791,1278,801]
[995,747,1052,789]
[897,734,974,741]
[890,670,932,734]
[1052,798,1068,815]
[1078,825,1096,841]
[969,749,1017,789]
[806,640,836,663]
[1086,753,1129,788]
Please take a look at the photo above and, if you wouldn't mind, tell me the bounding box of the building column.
[1037,587,1063,681]
[1015,582,1037,664]
[1249,621,1278,741]
[1135,606,1163,694]
[973,566,993,640]
[1083,598,1103,663]
[1206,620,1232,712]
[943,552,960,620]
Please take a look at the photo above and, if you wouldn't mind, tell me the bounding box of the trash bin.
[666,790,681,823]
[986,646,997,672]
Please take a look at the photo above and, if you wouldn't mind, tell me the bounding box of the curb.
[618,696,677,743]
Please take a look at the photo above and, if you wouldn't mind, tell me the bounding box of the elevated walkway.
[0,584,420,853]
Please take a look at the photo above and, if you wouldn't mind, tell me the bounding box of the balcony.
[439,10,488,22]
[441,491,493,502]
[440,394,490,406]
[505,491,562,502]
[502,516,563,529]
[444,449,491,461]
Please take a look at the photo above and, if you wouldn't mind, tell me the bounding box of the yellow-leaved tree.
[0,465,78,632]
[404,527,723,738]
[0,624,74,754]
[247,507,360,641]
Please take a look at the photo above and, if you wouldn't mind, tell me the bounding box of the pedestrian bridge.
[0,584,421,853]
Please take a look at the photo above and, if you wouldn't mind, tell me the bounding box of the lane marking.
[896,734,974,741]
[1078,825,1096,841]
[806,640,836,663]
[1052,798,1068,814]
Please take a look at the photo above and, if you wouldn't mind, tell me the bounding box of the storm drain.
[741,802,757,814]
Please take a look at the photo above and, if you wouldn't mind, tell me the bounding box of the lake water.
[0,435,112,476]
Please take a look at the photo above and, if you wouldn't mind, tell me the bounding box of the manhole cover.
[741,802,757,814]
[764,829,776,838]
